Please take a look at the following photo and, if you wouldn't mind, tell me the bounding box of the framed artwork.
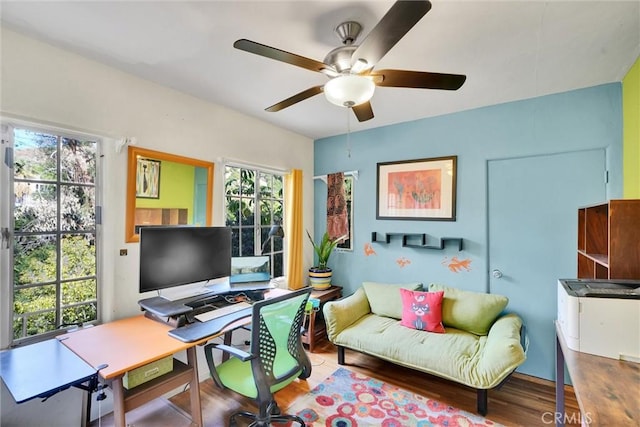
[136,157,161,199]
[376,155,457,221]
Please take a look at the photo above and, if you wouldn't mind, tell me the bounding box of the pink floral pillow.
[400,289,445,333]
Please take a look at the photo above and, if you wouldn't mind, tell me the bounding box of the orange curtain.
[284,169,304,290]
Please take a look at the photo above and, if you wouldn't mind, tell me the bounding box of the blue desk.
[0,338,97,404]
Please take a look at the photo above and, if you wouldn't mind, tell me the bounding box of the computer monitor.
[139,226,231,294]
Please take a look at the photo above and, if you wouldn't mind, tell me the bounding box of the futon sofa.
[323,282,527,415]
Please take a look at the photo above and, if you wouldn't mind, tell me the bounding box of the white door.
[488,149,606,380]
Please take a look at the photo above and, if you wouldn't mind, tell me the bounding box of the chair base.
[230,409,306,427]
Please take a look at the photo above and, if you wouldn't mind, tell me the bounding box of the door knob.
[492,269,503,279]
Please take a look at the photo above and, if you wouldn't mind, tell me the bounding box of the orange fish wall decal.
[396,257,411,268]
[442,256,472,273]
[364,243,377,256]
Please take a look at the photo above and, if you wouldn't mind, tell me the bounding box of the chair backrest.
[249,287,311,390]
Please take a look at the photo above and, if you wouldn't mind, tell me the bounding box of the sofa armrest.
[476,313,527,388]
[323,288,371,342]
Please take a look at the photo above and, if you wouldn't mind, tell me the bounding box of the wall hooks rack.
[371,232,463,251]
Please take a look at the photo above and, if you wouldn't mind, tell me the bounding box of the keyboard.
[194,302,252,322]
[168,306,253,342]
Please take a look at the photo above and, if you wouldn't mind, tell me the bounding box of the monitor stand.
[138,280,230,320]
[159,279,231,301]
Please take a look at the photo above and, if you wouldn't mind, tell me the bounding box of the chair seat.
[217,357,303,399]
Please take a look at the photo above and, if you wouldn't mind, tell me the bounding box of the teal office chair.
[204,287,312,427]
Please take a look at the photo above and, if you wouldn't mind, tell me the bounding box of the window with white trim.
[2,126,100,344]
[224,165,284,277]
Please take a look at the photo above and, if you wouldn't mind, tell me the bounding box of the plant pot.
[308,267,332,290]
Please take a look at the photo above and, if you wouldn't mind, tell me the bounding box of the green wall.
[136,160,195,223]
[623,56,640,198]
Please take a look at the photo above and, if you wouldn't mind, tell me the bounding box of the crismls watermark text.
[542,411,593,425]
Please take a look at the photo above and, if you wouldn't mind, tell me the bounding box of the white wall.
[0,27,314,331]
[0,28,314,423]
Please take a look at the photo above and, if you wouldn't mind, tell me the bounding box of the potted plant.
[306,230,344,290]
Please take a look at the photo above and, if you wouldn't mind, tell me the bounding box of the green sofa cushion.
[428,284,508,335]
[362,281,423,319]
[329,312,525,389]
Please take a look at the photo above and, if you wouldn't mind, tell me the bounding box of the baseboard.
[512,372,575,393]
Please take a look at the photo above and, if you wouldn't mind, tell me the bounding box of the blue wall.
[313,83,623,379]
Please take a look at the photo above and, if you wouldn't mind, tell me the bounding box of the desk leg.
[187,346,203,427]
[308,310,316,353]
[556,334,565,427]
[222,331,232,362]
[111,376,126,427]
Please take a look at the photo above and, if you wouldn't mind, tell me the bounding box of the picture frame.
[376,155,457,221]
[136,157,161,199]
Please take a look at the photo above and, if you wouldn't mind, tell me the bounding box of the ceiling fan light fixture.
[351,58,370,74]
[324,75,375,108]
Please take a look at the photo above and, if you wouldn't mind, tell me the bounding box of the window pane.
[14,284,56,310]
[226,197,240,226]
[240,199,254,226]
[261,227,284,254]
[61,234,96,280]
[272,200,283,223]
[274,236,283,252]
[259,173,272,197]
[61,139,96,183]
[240,228,255,256]
[13,129,57,181]
[14,235,57,285]
[14,183,57,233]
[260,226,270,252]
[273,175,283,198]
[273,252,283,277]
[260,200,271,225]
[14,284,56,319]
[231,227,240,257]
[240,169,255,196]
[62,279,97,305]
[62,303,97,326]
[61,185,95,231]
[225,167,240,196]
[14,311,56,339]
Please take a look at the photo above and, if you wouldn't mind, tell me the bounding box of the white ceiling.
[1,1,639,140]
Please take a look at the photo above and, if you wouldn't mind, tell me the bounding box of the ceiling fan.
[234,0,466,122]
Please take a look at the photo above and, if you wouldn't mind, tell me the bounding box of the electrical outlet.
[119,249,128,256]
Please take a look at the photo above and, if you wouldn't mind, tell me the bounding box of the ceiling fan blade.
[372,69,466,90]
[350,0,431,71]
[265,85,324,112]
[234,39,335,74]
[352,102,374,122]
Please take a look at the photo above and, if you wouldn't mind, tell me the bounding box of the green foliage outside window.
[11,129,98,341]
[225,166,284,277]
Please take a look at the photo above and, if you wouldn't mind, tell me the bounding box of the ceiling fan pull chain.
[346,107,352,158]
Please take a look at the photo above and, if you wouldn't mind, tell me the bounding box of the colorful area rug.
[286,367,503,427]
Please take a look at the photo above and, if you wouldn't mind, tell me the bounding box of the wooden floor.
[94,340,581,426]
